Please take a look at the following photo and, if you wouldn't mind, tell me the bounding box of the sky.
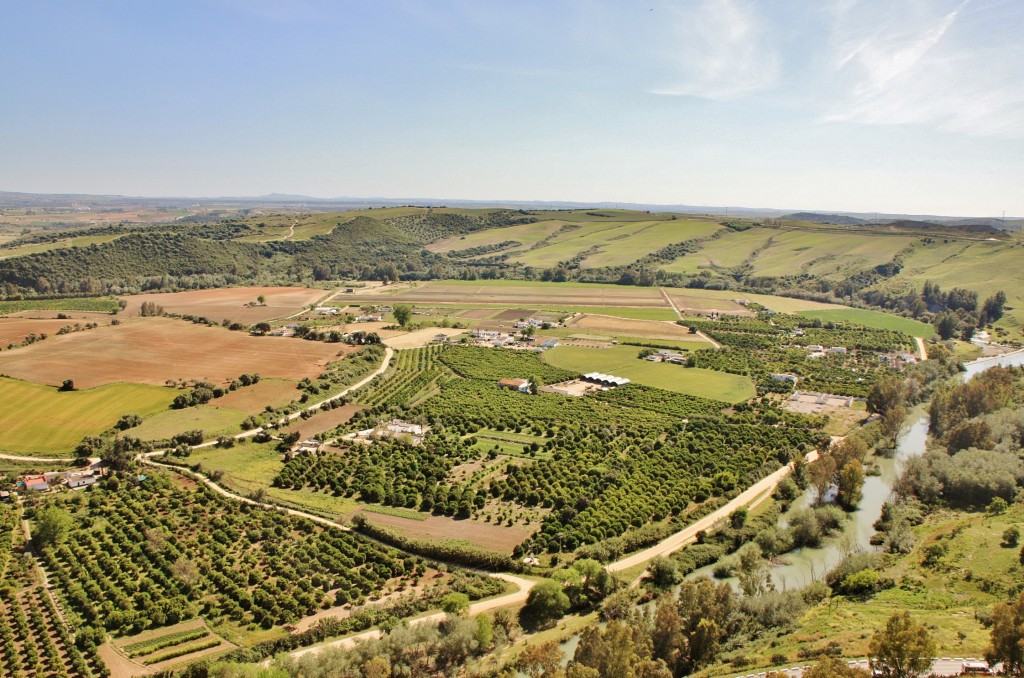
[2,0,1023,217]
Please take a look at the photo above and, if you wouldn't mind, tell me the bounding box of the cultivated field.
[121,286,329,324]
[427,219,565,255]
[0,317,350,388]
[0,377,174,453]
[279,403,365,441]
[0,233,125,259]
[564,313,713,344]
[344,280,670,308]
[356,511,534,555]
[0,317,107,345]
[542,345,755,403]
[797,308,933,336]
[127,406,249,442]
[660,227,777,274]
[212,378,302,412]
[739,230,917,279]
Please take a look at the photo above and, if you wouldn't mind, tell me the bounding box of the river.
[556,349,1024,661]
[690,347,1024,591]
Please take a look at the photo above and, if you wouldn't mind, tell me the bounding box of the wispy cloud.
[649,0,779,100]
[823,0,1024,137]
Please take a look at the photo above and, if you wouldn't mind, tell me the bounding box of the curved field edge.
[0,377,175,454]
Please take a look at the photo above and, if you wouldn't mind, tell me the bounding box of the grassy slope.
[542,344,754,403]
[661,227,777,274]
[0,377,175,454]
[726,503,1024,671]
[127,406,249,442]
[745,230,917,279]
[0,233,125,259]
[426,220,565,254]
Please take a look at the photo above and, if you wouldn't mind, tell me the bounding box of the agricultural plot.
[0,297,120,315]
[564,313,713,344]
[114,620,233,669]
[127,406,249,442]
[542,345,756,403]
[0,317,107,346]
[346,280,671,308]
[0,377,174,454]
[664,290,750,315]
[474,218,721,269]
[120,286,328,324]
[743,230,917,279]
[797,308,932,336]
[0,504,105,677]
[659,227,777,274]
[35,474,484,637]
[0,233,126,259]
[888,239,1024,331]
[0,317,349,388]
[426,219,565,255]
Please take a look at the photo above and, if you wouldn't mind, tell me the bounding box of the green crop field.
[0,296,120,314]
[797,308,933,336]
[744,230,917,279]
[0,378,175,454]
[508,219,722,269]
[542,345,755,403]
[660,227,777,274]
[427,219,565,255]
[127,405,249,442]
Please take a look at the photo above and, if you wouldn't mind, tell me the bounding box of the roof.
[582,372,630,386]
[497,378,529,387]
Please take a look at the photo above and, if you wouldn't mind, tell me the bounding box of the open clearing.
[0,233,126,259]
[564,313,713,344]
[128,406,249,442]
[0,377,174,453]
[357,511,533,555]
[280,403,365,441]
[0,317,351,388]
[542,345,754,403]
[120,286,329,324]
[660,227,777,274]
[742,230,917,279]
[797,308,933,336]
[213,378,301,412]
[427,219,565,255]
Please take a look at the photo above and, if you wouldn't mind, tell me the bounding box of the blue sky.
[3,0,1022,216]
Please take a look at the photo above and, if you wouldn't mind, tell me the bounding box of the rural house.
[497,378,531,393]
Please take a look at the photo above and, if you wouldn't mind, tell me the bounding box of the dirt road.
[609,450,819,574]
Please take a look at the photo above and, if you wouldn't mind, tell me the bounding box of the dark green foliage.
[38,476,426,634]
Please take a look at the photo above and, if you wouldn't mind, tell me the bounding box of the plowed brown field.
[0,317,351,388]
[120,286,328,324]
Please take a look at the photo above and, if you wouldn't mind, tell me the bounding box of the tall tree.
[987,591,1024,676]
[837,460,865,511]
[868,612,936,678]
[392,304,412,327]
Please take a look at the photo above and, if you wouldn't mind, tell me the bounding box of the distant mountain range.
[0,190,1020,231]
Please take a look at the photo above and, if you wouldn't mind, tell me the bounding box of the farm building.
[646,350,687,365]
[314,306,340,316]
[582,372,630,388]
[0,491,11,503]
[497,378,531,393]
[355,314,383,322]
[67,476,98,490]
[22,475,49,492]
[771,373,799,385]
[826,346,848,355]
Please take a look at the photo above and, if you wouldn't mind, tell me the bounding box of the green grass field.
[0,234,126,259]
[0,377,175,454]
[797,308,933,337]
[506,218,722,269]
[542,345,754,403]
[128,406,249,442]
[0,297,120,315]
[660,227,777,274]
[427,219,565,255]
[744,230,918,279]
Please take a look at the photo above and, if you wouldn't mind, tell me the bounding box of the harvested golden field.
[120,286,329,324]
[0,317,351,389]
[383,327,465,349]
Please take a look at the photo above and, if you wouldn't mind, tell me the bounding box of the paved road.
[734,657,1000,677]
[609,450,820,574]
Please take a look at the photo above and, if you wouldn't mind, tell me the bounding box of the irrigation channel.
[558,349,1024,661]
